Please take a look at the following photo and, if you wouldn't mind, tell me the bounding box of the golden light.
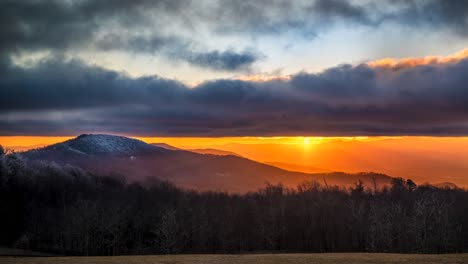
[303,137,310,145]
[367,48,468,69]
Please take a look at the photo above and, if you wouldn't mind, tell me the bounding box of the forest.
[1,146,467,255]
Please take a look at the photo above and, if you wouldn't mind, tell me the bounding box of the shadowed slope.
[22,134,394,192]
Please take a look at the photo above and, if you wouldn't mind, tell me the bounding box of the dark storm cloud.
[312,0,372,24]
[0,0,258,71]
[199,0,468,36]
[206,0,376,35]
[93,34,261,71]
[0,0,182,54]
[0,58,187,111]
[185,50,259,71]
[3,0,468,69]
[395,0,468,35]
[2,0,468,136]
[2,56,468,136]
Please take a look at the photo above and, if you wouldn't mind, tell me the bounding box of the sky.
[1,0,468,137]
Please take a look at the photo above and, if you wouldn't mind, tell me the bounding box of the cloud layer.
[2,0,468,136]
[0,0,260,71]
[2,49,468,136]
[2,0,468,72]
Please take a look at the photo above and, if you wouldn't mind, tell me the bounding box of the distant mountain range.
[151,143,241,157]
[263,161,329,174]
[432,182,459,189]
[151,143,181,151]
[184,148,242,157]
[20,134,404,192]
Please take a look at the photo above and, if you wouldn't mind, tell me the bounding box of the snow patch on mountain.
[62,134,161,155]
[24,134,166,157]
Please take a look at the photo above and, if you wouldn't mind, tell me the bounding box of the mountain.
[7,144,47,152]
[188,148,242,157]
[22,134,395,192]
[151,143,181,151]
[24,134,167,157]
[151,143,242,156]
[432,182,459,189]
[263,161,329,174]
[206,140,468,188]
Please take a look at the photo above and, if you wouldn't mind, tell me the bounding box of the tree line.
[0,146,467,255]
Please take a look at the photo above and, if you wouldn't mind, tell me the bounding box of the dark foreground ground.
[1,253,467,264]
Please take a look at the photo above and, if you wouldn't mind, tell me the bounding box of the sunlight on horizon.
[0,135,397,149]
[3,135,468,187]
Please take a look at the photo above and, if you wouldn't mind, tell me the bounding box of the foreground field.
[1,253,467,264]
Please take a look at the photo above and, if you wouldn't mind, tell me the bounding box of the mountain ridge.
[25,134,168,157]
[21,134,396,192]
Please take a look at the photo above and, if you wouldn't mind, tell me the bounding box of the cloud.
[367,48,468,69]
[235,74,291,82]
[2,49,468,136]
[196,0,468,36]
[0,58,187,111]
[2,1,468,136]
[184,50,259,71]
[312,0,372,24]
[395,0,468,36]
[2,0,468,72]
[0,0,259,71]
[93,34,260,71]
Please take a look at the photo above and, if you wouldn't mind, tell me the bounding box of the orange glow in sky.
[0,136,381,150]
[0,136,73,149]
[367,48,468,69]
[2,135,468,187]
[234,74,291,82]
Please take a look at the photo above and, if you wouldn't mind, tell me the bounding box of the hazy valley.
[20,134,398,192]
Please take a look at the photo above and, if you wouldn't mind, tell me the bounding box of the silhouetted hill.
[188,148,242,157]
[26,134,166,157]
[151,143,181,150]
[22,134,395,192]
[432,182,459,189]
[264,161,329,173]
[152,143,242,156]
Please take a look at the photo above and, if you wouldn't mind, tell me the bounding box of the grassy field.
[0,253,467,264]
[0,247,54,257]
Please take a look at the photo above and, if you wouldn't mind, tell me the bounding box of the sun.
[303,137,310,145]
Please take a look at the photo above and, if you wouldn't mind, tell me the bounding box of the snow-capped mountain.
[26,134,167,156]
[21,134,394,193]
